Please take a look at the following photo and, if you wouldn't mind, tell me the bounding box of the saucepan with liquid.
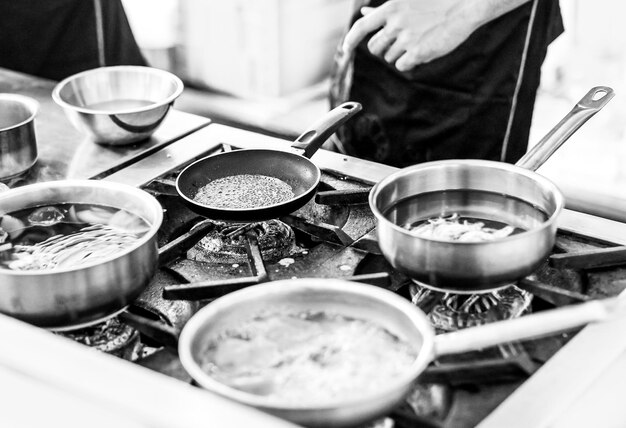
[178,278,626,427]
[370,86,614,293]
[0,180,163,329]
[176,102,362,222]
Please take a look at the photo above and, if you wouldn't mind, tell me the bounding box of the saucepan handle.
[433,295,626,357]
[291,101,362,159]
[516,86,615,171]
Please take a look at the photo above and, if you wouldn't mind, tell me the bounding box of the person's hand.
[342,0,524,72]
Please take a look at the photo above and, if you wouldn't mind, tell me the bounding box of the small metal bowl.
[52,66,184,145]
[0,94,39,180]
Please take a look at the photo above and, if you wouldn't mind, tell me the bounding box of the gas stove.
[6,123,626,428]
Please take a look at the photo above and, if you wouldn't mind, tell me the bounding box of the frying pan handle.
[516,86,615,171]
[432,296,625,357]
[291,101,362,159]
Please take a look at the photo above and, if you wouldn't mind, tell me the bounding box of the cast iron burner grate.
[409,281,533,332]
[56,317,139,360]
[187,219,298,264]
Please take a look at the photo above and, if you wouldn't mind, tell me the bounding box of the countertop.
[0,67,210,186]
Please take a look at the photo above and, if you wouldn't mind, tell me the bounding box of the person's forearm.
[342,0,535,70]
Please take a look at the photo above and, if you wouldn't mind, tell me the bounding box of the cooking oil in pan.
[385,189,550,240]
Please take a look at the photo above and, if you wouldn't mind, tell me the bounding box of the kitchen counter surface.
[0,67,211,186]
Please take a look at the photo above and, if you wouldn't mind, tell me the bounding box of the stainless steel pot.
[0,180,163,329]
[178,279,626,427]
[0,94,38,180]
[369,86,615,293]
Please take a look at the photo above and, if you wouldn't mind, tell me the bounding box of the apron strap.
[500,0,539,161]
[93,0,106,67]
[328,0,370,153]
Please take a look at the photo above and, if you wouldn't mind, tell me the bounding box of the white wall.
[532,0,626,220]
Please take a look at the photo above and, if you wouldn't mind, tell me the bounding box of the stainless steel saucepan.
[178,279,626,427]
[0,94,39,180]
[0,180,163,329]
[369,86,614,293]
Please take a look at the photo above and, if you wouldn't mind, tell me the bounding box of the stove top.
[5,123,626,428]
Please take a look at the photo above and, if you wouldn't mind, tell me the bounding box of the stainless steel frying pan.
[178,278,626,427]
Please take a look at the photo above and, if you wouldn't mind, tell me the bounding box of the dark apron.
[330,0,563,167]
[0,0,146,81]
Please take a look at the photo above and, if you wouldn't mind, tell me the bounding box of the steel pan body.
[179,279,435,428]
[0,94,39,179]
[369,160,563,292]
[0,180,163,329]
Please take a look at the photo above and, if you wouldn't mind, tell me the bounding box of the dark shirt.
[331,0,564,167]
[0,0,146,81]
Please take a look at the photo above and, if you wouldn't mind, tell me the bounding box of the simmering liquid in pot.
[384,189,549,241]
[199,309,418,404]
[0,203,150,271]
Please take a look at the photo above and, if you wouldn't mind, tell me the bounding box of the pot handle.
[516,86,615,171]
[291,101,362,159]
[433,295,625,357]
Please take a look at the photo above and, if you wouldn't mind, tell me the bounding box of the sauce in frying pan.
[193,174,294,209]
[199,310,417,404]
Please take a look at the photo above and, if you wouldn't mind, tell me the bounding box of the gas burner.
[409,281,532,332]
[56,317,139,360]
[187,219,297,264]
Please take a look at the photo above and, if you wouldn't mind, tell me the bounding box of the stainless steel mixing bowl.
[52,66,184,145]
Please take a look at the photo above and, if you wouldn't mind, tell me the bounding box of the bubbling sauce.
[193,174,294,209]
[200,310,418,404]
[0,203,150,271]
